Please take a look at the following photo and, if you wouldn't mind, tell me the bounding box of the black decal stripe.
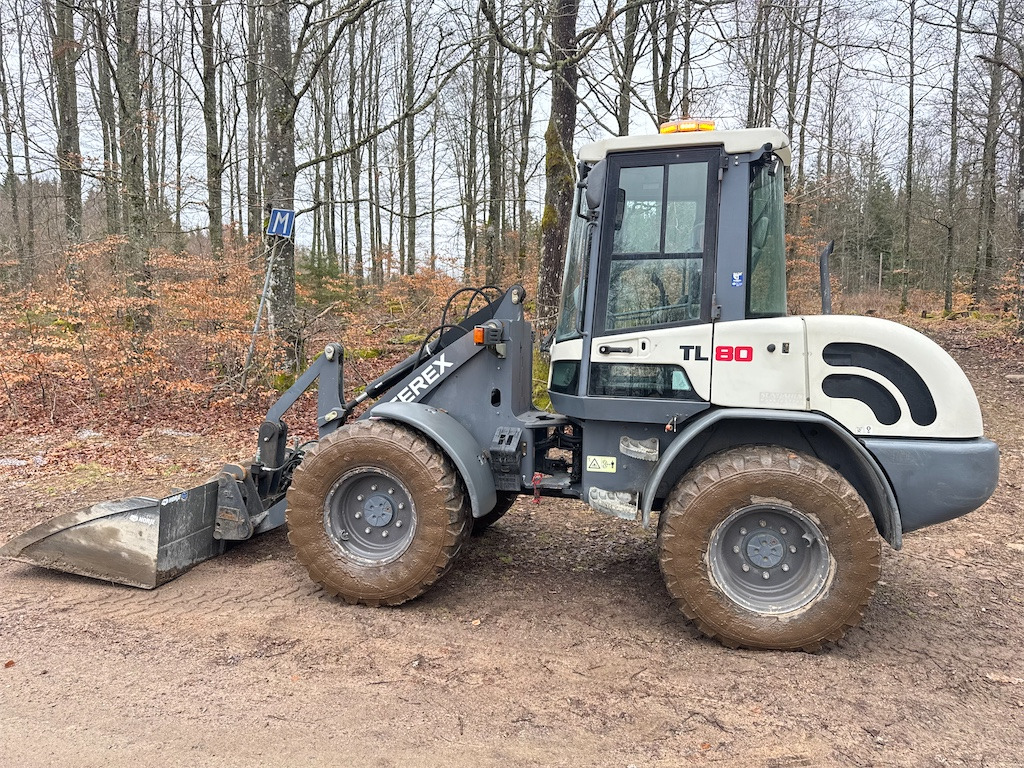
[822,374,901,425]
[823,342,936,426]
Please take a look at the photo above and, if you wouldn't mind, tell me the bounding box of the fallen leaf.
[700,743,712,751]
[927,591,939,598]
[471,619,481,626]
[4,660,14,669]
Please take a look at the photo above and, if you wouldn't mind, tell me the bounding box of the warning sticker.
[586,455,617,473]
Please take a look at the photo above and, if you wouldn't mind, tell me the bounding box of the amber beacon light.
[659,118,716,134]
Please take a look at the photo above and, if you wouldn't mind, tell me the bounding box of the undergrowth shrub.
[0,237,273,426]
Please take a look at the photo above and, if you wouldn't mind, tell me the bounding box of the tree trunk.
[15,10,35,261]
[0,35,24,265]
[144,7,159,222]
[116,0,150,310]
[52,0,83,242]
[484,30,502,284]
[319,20,337,273]
[614,3,639,134]
[972,0,1007,303]
[245,0,261,238]
[537,0,579,330]
[516,12,538,275]
[200,0,224,255]
[404,0,416,275]
[348,22,364,286]
[91,0,121,237]
[651,0,678,124]
[901,0,915,314]
[263,0,299,364]
[943,0,965,313]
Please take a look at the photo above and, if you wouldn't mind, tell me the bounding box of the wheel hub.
[363,495,394,527]
[323,469,415,565]
[745,532,785,568]
[708,504,832,615]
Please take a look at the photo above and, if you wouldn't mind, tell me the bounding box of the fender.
[367,401,498,518]
[640,408,903,549]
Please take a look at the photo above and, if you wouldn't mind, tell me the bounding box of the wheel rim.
[708,504,832,615]
[323,468,417,565]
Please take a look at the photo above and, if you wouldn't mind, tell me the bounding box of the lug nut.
[381,531,389,538]
[388,488,395,495]
[395,520,403,528]
[740,527,747,535]
[355,512,362,519]
[364,527,371,534]
[733,545,740,554]
[789,545,797,553]
[371,484,378,491]
[741,563,750,572]
[782,564,790,572]
[780,527,787,535]
[759,519,767,527]
[398,503,406,510]
[762,571,770,580]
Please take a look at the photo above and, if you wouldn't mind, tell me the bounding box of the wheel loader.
[1,122,1000,651]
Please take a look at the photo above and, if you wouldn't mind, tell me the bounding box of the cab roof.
[578,127,791,167]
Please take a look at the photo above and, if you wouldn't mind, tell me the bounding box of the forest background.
[0,0,1022,433]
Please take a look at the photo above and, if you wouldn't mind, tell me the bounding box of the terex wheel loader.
[2,124,1000,651]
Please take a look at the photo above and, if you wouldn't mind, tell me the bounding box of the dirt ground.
[2,322,1023,768]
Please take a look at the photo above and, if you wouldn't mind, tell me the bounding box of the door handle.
[598,345,633,354]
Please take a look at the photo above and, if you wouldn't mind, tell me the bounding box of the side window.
[747,159,787,317]
[604,160,710,333]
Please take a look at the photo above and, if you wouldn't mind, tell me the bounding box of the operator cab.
[548,124,791,423]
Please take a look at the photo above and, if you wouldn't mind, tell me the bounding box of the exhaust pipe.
[820,240,834,314]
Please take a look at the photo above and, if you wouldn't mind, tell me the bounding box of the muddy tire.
[658,445,881,651]
[286,420,470,606]
[471,492,518,536]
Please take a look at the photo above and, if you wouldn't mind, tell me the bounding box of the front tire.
[658,445,881,651]
[286,420,470,606]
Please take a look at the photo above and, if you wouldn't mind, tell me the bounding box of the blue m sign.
[266,208,295,238]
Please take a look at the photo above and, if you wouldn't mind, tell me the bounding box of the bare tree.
[195,0,225,254]
[48,0,83,242]
[972,0,1008,302]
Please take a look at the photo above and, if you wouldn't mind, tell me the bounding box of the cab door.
[586,148,721,413]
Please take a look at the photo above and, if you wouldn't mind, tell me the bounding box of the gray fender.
[641,408,903,549]
[367,401,497,518]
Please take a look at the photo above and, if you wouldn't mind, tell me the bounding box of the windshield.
[555,186,592,342]
[747,158,787,317]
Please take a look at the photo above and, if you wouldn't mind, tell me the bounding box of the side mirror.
[584,160,606,210]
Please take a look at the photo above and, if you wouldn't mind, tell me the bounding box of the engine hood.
[801,315,983,439]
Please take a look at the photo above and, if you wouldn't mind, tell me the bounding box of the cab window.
[600,155,715,334]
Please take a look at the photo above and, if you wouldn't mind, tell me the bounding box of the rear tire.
[286,420,470,606]
[658,445,881,651]
[471,492,518,536]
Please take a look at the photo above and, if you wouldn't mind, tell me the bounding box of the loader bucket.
[0,481,222,589]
